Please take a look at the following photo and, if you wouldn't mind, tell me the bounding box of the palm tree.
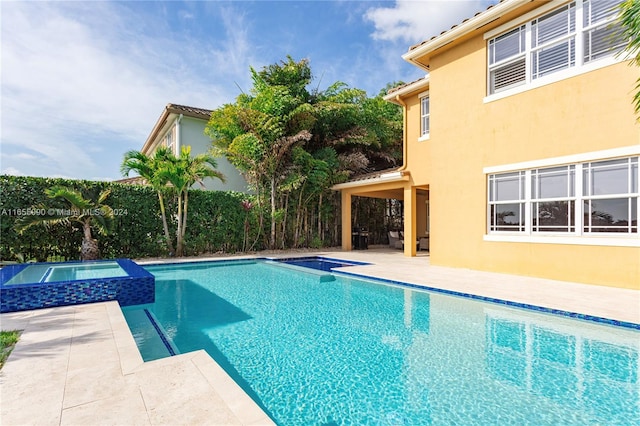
[121,147,175,256]
[162,146,225,256]
[619,0,640,116]
[121,146,225,257]
[15,186,114,260]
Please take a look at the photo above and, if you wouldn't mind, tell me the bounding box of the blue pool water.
[124,260,639,425]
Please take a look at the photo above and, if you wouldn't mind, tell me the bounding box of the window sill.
[483,234,640,247]
[418,134,430,142]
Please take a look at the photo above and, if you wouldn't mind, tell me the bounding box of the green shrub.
[0,175,262,260]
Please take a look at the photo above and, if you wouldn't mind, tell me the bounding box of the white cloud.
[1,1,252,180]
[365,0,497,44]
[2,167,24,176]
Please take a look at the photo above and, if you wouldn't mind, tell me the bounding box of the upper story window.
[531,3,576,79]
[583,0,627,62]
[488,0,625,95]
[420,94,430,138]
[164,129,175,154]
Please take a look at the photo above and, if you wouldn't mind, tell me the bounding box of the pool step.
[122,307,180,361]
[263,261,336,282]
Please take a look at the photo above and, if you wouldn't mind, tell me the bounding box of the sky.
[1,0,497,181]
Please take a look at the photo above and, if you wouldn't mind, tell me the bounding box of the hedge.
[0,175,261,262]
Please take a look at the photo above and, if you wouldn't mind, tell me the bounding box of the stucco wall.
[179,116,248,193]
[402,29,639,288]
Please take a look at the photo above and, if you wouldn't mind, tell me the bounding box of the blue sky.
[1,0,497,181]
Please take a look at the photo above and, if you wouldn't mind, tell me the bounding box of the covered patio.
[332,169,429,257]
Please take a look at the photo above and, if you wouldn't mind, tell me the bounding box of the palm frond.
[45,186,92,210]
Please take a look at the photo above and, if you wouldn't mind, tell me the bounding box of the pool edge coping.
[106,300,276,425]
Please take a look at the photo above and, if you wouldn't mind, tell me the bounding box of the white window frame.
[488,171,526,232]
[419,91,430,141]
[582,158,639,234]
[484,0,626,103]
[484,147,640,247]
[530,165,577,233]
[164,128,175,154]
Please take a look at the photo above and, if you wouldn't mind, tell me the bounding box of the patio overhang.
[332,169,410,196]
[333,169,425,256]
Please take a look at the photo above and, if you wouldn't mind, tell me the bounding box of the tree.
[15,186,114,260]
[162,146,225,256]
[121,147,176,255]
[207,56,403,249]
[121,146,225,257]
[619,0,640,116]
[208,58,314,248]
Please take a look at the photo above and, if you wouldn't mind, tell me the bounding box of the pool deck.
[1,249,638,425]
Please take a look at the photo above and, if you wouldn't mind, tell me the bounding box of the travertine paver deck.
[0,302,273,426]
[321,249,640,325]
[1,249,638,425]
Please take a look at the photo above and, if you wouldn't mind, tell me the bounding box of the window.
[488,171,526,232]
[583,0,627,62]
[531,4,576,79]
[489,26,526,93]
[164,129,175,154]
[488,0,625,95]
[420,95,430,138]
[583,158,638,233]
[487,156,639,238]
[531,166,576,232]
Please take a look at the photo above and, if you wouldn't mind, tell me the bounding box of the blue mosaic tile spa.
[0,259,155,313]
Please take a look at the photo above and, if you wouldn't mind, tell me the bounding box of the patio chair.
[419,236,429,251]
[388,231,403,249]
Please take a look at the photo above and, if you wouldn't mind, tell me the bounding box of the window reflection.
[485,311,639,421]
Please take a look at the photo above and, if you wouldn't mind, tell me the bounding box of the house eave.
[141,103,213,154]
[402,0,531,70]
[383,77,430,103]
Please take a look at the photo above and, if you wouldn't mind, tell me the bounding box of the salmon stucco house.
[334,0,639,289]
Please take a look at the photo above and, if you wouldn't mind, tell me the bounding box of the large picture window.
[488,0,625,95]
[487,156,639,237]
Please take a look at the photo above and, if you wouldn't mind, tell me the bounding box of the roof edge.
[383,76,430,103]
[402,0,529,69]
[140,103,213,154]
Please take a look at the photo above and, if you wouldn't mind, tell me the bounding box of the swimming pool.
[124,260,639,425]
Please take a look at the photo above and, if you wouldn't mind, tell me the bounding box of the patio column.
[341,191,352,250]
[403,185,416,256]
